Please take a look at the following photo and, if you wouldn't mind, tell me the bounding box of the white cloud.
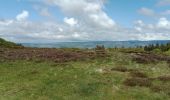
[88,13,115,29]
[45,0,116,29]
[162,10,170,15]
[72,33,80,38]
[134,27,142,32]
[16,10,29,21]
[138,7,170,18]
[157,17,170,29]
[58,27,63,32]
[64,17,78,27]
[0,20,13,26]
[157,0,170,6]
[138,7,157,18]
[40,8,51,17]
[132,17,170,40]
[1,17,170,42]
[138,33,170,40]
[33,5,52,17]
[1,1,170,43]
[134,20,145,27]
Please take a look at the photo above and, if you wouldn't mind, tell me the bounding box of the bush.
[152,48,161,53]
[129,70,148,78]
[123,77,152,87]
[156,76,170,82]
[111,66,128,72]
[150,84,170,95]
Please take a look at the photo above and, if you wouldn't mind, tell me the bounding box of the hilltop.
[0,38,23,48]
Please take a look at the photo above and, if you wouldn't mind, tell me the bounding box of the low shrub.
[123,77,152,87]
[129,70,148,78]
[156,75,170,82]
[150,84,170,95]
[111,66,128,72]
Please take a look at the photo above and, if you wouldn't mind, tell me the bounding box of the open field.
[0,47,170,100]
[1,0,170,99]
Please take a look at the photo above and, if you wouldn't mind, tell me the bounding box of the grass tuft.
[111,66,128,72]
[129,70,148,78]
[123,77,152,87]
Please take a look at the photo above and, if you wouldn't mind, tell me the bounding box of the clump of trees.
[144,43,170,52]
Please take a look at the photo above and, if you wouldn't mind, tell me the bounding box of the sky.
[0,0,170,43]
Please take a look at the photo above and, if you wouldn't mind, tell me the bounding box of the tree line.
[144,42,170,52]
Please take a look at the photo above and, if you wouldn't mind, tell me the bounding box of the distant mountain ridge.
[1,37,170,48]
[22,40,170,48]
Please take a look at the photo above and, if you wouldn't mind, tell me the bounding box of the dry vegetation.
[131,52,170,64]
[0,47,96,63]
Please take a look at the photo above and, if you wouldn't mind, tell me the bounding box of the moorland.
[0,38,170,100]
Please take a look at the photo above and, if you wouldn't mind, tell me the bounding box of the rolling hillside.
[0,38,23,48]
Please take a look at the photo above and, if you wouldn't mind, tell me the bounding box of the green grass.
[0,38,22,48]
[0,51,170,100]
[165,49,170,56]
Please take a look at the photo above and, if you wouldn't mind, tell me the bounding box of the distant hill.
[22,40,170,48]
[0,38,23,48]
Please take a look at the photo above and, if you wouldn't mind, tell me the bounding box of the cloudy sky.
[0,0,170,43]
